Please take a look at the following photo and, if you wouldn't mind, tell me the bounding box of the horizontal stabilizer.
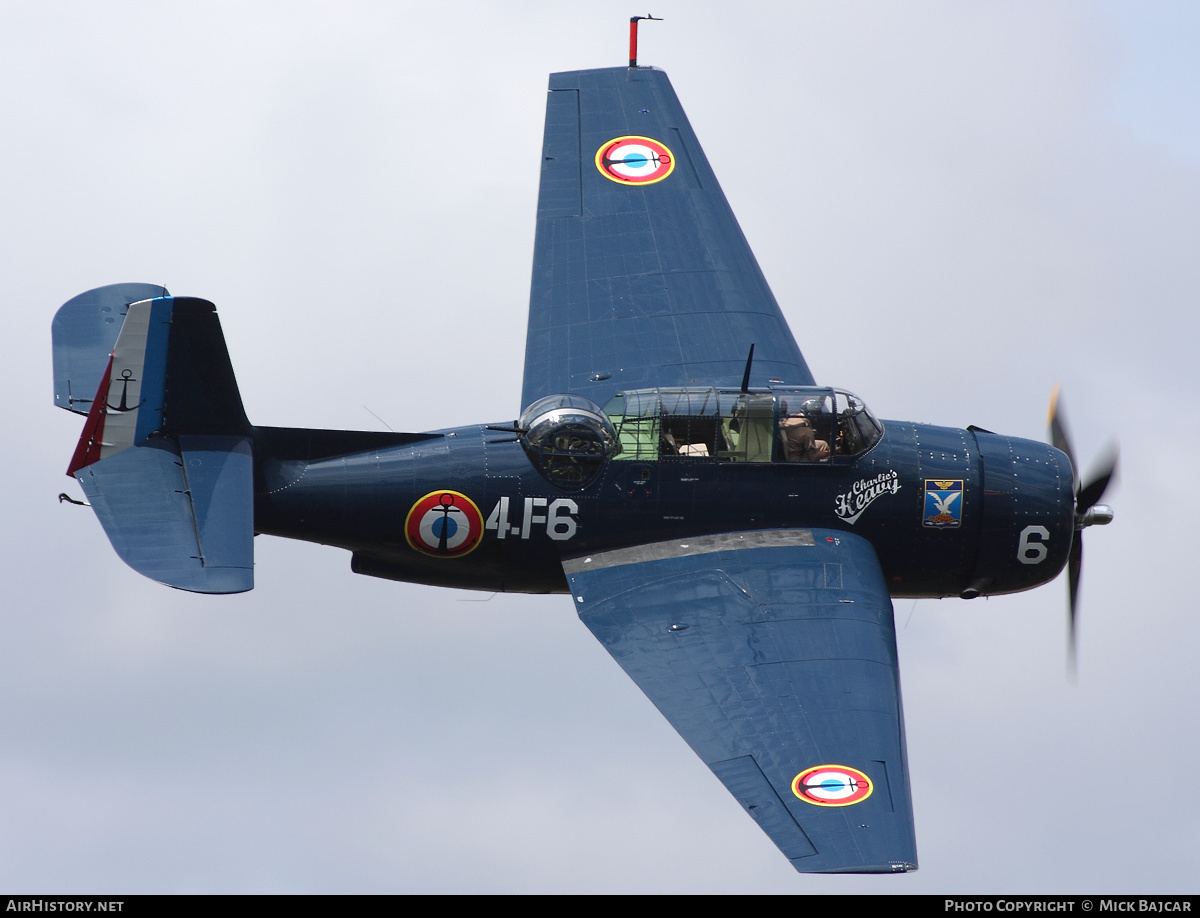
[75,436,254,594]
[52,284,169,414]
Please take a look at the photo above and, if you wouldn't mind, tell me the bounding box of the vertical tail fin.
[52,283,169,415]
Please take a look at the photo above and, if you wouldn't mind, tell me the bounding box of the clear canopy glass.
[601,386,883,464]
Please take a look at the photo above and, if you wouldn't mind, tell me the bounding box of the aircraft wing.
[522,67,814,409]
[564,528,917,874]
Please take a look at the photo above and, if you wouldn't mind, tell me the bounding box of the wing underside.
[522,67,814,409]
[564,529,917,874]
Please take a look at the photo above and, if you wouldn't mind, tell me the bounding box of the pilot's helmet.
[799,396,829,418]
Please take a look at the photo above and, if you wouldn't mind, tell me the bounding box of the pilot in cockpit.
[778,398,831,463]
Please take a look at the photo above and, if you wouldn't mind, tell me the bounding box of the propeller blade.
[1067,529,1082,680]
[1046,387,1118,680]
[1047,385,1078,493]
[1077,442,1119,513]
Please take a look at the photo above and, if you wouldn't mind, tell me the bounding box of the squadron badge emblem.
[923,479,964,528]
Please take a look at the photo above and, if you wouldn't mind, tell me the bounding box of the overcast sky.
[3,0,1198,894]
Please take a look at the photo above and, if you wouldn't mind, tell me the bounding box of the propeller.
[1047,386,1118,678]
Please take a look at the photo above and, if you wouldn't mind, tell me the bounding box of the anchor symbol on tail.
[105,369,144,413]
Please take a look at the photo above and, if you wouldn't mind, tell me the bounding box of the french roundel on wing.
[404,490,484,558]
[791,764,874,807]
[595,136,676,185]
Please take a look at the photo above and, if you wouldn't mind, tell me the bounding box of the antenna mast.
[628,15,662,68]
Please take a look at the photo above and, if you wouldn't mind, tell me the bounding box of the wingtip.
[794,858,918,874]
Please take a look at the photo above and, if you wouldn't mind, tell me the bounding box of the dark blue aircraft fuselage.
[254,416,1074,601]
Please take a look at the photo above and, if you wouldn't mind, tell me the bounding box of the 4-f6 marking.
[486,497,578,541]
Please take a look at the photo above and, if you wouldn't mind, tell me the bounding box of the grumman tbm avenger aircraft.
[52,49,1115,875]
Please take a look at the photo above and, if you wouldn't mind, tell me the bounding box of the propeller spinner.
[1047,386,1118,678]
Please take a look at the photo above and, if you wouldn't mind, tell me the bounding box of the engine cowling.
[966,430,1075,596]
